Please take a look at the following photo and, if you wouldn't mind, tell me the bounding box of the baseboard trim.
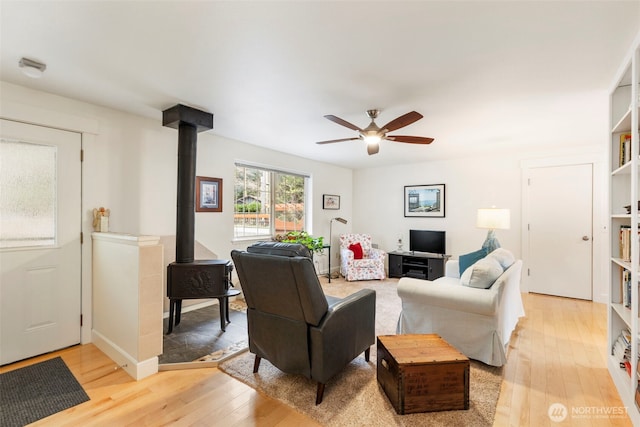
[91,329,158,380]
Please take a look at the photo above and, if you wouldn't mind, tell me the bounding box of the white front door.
[0,119,82,365]
[527,163,593,300]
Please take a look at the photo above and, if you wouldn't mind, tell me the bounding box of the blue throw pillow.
[459,248,488,276]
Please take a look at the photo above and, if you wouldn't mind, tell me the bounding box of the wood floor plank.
[495,293,632,427]
[2,292,632,426]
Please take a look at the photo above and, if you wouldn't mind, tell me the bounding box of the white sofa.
[396,253,524,366]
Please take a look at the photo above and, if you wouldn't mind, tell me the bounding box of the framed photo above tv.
[404,184,445,217]
[196,176,222,212]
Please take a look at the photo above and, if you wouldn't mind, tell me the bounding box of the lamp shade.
[476,208,510,230]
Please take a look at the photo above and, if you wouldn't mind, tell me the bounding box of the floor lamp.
[476,208,510,253]
[329,217,348,282]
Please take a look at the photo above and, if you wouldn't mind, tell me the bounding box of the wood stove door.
[0,120,82,365]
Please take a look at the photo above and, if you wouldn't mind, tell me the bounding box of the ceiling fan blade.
[324,115,363,131]
[387,135,434,144]
[381,111,423,132]
[316,137,360,145]
[367,143,380,155]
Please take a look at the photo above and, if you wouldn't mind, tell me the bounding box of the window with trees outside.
[234,163,308,239]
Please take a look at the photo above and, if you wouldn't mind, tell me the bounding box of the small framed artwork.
[323,194,340,210]
[404,184,445,217]
[196,176,222,212]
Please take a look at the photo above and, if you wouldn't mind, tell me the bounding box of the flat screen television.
[409,229,446,255]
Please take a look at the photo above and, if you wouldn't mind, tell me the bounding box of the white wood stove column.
[91,232,163,380]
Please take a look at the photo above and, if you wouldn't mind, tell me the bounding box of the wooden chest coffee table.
[377,334,470,414]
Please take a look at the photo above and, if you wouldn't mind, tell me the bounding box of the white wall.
[0,78,612,338]
[0,81,353,342]
[352,154,522,256]
[192,131,353,268]
[352,144,610,303]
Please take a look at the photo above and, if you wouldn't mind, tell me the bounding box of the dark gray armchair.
[231,242,376,404]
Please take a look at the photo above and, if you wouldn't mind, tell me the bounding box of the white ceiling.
[1,1,639,169]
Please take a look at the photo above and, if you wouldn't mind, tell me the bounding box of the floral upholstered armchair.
[339,233,386,281]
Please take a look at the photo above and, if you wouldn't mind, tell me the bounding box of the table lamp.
[476,208,510,253]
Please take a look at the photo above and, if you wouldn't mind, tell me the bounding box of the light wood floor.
[495,293,631,427]
[0,292,630,426]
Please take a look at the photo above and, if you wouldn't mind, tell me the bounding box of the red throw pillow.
[348,242,364,259]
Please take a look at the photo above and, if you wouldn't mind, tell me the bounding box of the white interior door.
[527,163,592,300]
[0,119,81,365]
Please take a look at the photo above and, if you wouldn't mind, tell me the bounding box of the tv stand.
[388,251,450,280]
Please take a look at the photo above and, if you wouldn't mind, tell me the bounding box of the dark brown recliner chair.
[231,242,376,404]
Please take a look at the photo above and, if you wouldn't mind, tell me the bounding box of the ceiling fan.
[316,109,434,155]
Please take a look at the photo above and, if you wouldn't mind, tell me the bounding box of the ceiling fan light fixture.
[363,134,381,144]
[317,109,433,156]
[19,57,46,78]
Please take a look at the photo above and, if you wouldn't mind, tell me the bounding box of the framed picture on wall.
[196,176,222,212]
[404,184,445,217]
[323,194,340,210]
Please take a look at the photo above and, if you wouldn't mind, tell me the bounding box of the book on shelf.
[613,329,633,368]
[620,133,632,167]
[613,332,640,378]
[622,269,632,308]
[619,225,632,262]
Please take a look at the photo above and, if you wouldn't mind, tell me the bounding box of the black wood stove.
[163,104,239,334]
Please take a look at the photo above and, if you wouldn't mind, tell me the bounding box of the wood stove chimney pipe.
[162,104,213,263]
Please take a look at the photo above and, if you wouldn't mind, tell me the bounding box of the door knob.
[582,236,590,241]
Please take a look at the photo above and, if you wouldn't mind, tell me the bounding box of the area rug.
[0,356,89,427]
[229,299,247,312]
[219,278,502,426]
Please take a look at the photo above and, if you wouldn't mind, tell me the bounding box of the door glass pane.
[1,139,57,248]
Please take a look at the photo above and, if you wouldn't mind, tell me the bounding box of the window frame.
[233,161,312,241]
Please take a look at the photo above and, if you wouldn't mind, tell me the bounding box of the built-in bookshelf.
[609,31,640,424]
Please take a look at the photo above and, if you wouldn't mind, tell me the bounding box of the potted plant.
[274,231,325,253]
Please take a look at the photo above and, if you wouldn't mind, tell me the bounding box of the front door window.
[0,139,57,248]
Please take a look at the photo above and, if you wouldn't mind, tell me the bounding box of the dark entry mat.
[0,356,89,426]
